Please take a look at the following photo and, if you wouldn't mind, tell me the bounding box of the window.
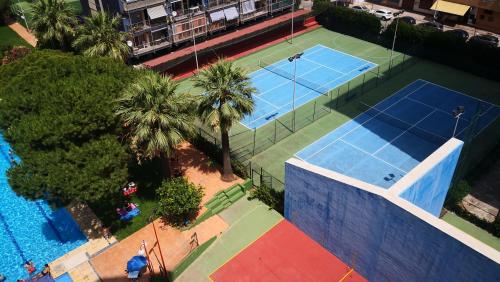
[483,9,493,15]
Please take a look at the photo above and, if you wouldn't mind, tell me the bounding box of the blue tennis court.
[296,79,500,189]
[241,44,377,129]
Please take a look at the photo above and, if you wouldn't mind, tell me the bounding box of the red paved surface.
[167,20,319,80]
[211,220,367,282]
[143,9,310,72]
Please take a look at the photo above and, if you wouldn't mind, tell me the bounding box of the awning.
[147,5,168,19]
[210,10,225,22]
[430,0,470,16]
[224,7,239,21]
[241,0,256,15]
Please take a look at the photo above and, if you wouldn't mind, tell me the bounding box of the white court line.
[421,79,500,108]
[372,109,438,156]
[337,139,408,174]
[251,45,326,81]
[302,56,347,76]
[404,96,468,121]
[455,104,496,139]
[246,65,324,126]
[302,81,429,161]
[315,44,378,70]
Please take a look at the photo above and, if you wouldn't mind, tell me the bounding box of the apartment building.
[444,0,500,33]
[84,0,294,57]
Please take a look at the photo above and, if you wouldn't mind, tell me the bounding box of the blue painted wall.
[285,162,500,282]
[399,143,463,217]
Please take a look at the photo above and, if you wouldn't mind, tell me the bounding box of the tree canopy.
[73,12,130,61]
[0,50,135,204]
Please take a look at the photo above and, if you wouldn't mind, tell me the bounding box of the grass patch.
[0,25,30,47]
[442,212,500,251]
[169,236,217,281]
[91,159,163,241]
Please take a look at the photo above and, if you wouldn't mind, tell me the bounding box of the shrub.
[249,184,284,214]
[381,20,500,81]
[316,6,381,41]
[156,177,204,226]
[1,45,31,65]
[0,50,134,205]
[445,180,471,207]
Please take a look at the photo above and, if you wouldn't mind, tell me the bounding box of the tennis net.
[259,59,330,94]
[359,102,449,145]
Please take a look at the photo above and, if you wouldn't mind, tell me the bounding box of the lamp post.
[189,8,200,71]
[16,0,29,30]
[389,10,404,72]
[288,52,303,131]
[290,0,295,43]
[452,106,465,137]
[149,214,167,279]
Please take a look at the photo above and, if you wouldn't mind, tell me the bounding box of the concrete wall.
[284,157,500,281]
[395,140,463,217]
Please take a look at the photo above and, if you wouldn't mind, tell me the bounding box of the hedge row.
[315,5,381,42]
[314,3,500,82]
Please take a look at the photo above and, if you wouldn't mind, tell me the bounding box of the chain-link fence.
[197,52,416,166]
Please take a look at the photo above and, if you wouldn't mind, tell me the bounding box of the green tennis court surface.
[176,198,282,282]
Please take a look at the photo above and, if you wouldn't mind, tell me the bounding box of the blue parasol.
[127,256,148,272]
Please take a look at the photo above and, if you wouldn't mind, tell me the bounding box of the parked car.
[373,9,393,21]
[399,16,416,25]
[445,29,469,40]
[351,5,372,13]
[469,34,499,47]
[418,21,443,30]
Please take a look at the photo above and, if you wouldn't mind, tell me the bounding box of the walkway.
[49,202,117,282]
[90,142,240,281]
[143,9,310,72]
[177,198,283,281]
[8,21,37,47]
[91,216,228,281]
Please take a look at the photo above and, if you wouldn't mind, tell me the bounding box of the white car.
[374,9,393,21]
[351,5,372,13]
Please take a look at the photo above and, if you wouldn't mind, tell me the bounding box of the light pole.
[290,0,295,43]
[389,10,404,71]
[16,0,29,30]
[452,106,465,137]
[190,8,200,71]
[149,214,168,279]
[288,52,303,131]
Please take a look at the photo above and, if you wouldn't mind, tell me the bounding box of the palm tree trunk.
[220,129,234,181]
[160,152,172,179]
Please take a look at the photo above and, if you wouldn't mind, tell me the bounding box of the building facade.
[369,0,500,33]
[83,0,294,57]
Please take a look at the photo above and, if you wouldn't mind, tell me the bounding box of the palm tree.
[31,0,76,50]
[116,71,194,178]
[73,12,130,61]
[193,59,255,181]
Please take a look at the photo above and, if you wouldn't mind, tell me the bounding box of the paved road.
[354,3,499,39]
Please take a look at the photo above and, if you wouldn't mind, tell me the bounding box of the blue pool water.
[0,135,87,281]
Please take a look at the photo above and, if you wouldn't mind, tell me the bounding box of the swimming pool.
[0,134,87,281]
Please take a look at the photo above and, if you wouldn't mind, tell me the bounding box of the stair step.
[212,204,226,214]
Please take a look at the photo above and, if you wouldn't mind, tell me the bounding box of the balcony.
[239,0,268,22]
[125,19,169,34]
[133,37,171,56]
[269,0,293,12]
[120,0,166,12]
[205,0,238,10]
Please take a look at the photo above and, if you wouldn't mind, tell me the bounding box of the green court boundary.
[169,235,217,281]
